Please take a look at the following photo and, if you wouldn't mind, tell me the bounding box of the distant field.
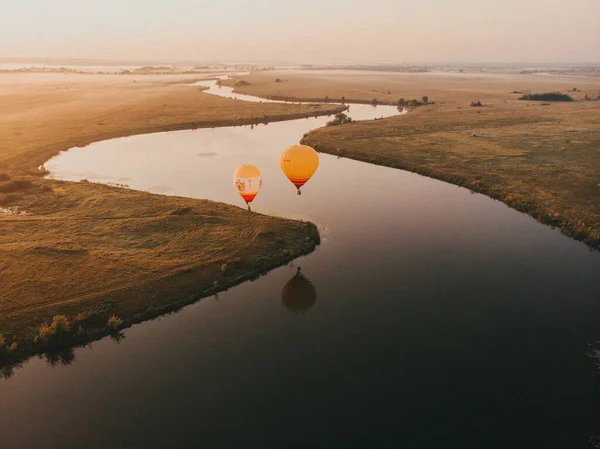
[221,70,600,106]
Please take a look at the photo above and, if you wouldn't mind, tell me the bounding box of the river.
[2,78,600,449]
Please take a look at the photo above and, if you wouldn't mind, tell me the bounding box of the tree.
[397,98,405,106]
[422,96,429,104]
[326,112,353,126]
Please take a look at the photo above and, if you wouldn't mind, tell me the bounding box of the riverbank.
[0,73,341,366]
[302,101,600,249]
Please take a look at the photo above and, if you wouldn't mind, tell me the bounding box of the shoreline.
[301,114,600,251]
[1,221,320,372]
[15,105,348,174]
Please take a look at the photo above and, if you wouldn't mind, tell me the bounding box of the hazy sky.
[1,0,599,63]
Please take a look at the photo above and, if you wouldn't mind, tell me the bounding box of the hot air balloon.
[279,144,319,195]
[233,164,262,210]
[281,268,317,313]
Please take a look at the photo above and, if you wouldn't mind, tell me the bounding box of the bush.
[275,78,282,83]
[0,179,33,193]
[326,112,353,126]
[470,101,483,107]
[107,315,124,330]
[35,315,71,344]
[397,98,405,106]
[234,80,250,87]
[0,333,17,355]
[371,98,378,105]
[519,92,573,102]
[53,187,67,197]
[422,96,429,104]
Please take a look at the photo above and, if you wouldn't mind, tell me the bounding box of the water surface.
[2,79,600,449]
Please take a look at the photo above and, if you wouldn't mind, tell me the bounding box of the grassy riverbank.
[0,73,341,366]
[303,101,600,249]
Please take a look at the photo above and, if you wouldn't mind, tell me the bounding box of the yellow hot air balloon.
[280,144,319,195]
[233,164,262,209]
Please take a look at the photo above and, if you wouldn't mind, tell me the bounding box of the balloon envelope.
[279,144,319,191]
[281,269,317,313]
[233,164,262,204]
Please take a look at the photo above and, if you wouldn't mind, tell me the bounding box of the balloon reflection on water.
[281,267,317,313]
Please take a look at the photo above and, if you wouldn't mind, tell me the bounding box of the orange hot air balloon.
[233,164,262,209]
[279,144,319,195]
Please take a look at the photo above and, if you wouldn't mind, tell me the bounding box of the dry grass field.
[221,70,600,105]
[0,73,340,363]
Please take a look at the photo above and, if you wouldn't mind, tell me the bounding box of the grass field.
[220,70,600,105]
[0,73,342,364]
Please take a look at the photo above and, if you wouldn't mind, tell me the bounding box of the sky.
[1,0,599,64]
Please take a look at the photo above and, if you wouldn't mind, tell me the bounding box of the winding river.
[2,77,600,449]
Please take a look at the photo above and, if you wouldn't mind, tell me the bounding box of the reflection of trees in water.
[281,267,317,313]
[110,331,126,343]
[1,363,22,380]
[43,348,76,367]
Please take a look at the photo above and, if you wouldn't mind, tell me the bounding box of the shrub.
[53,187,67,197]
[0,334,17,355]
[519,92,573,102]
[107,315,124,330]
[422,96,429,104]
[275,78,282,83]
[35,315,71,344]
[371,98,378,105]
[234,80,250,87]
[470,101,483,107]
[0,179,33,193]
[326,112,353,126]
[397,98,405,106]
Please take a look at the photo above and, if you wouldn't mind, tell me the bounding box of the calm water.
[2,81,600,449]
